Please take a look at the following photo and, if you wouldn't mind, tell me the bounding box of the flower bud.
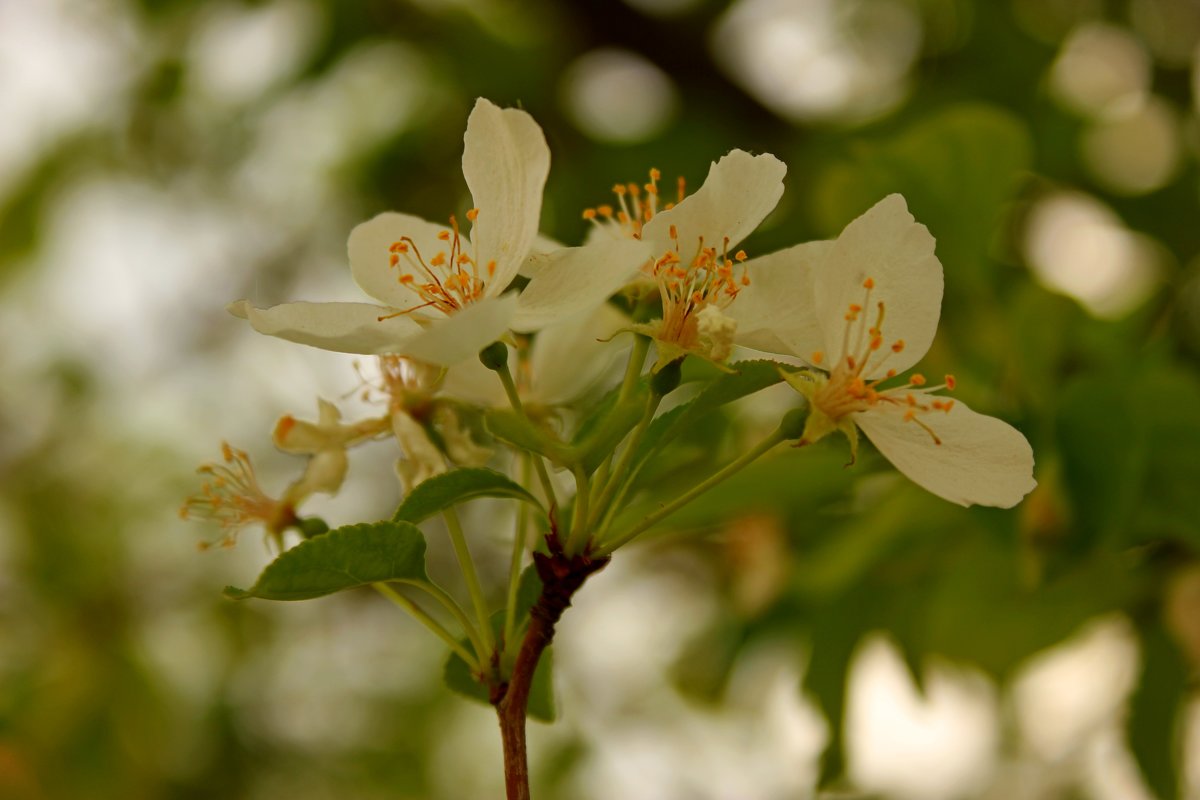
[650,357,683,396]
[778,406,809,441]
[479,341,509,372]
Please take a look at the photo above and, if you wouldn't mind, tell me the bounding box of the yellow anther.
[903,409,916,421]
[669,224,678,240]
[735,250,747,262]
[399,274,415,284]
[945,374,957,390]
[487,260,496,276]
[911,374,926,386]
[466,208,479,221]
[613,184,627,195]
[649,168,661,181]
[583,208,597,220]
[598,205,613,217]
[437,230,450,241]
[389,254,400,267]
[430,253,446,267]
[870,336,883,351]
[891,340,905,353]
[863,277,875,289]
[740,275,750,286]
[811,351,824,365]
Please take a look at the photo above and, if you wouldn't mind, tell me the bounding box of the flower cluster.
[194,96,1035,550]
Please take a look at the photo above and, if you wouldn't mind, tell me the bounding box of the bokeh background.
[2,0,1200,798]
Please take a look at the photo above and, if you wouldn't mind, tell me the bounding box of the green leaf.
[224,521,428,601]
[392,468,542,525]
[571,383,651,473]
[634,359,794,467]
[485,410,572,464]
[1127,625,1187,800]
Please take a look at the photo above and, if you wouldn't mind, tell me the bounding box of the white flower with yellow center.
[543,149,786,364]
[231,99,644,365]
[736,194,1036,508]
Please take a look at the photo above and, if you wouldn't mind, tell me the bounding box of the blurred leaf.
[224,521,427,601]
[922,537,1134,678]
[1127,625,1187,800]
[392,468,542,524]
[814,105,1032,281]
[485,410,571,463]
[1058,365,1200,551]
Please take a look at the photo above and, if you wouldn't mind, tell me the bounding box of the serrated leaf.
[392,468,542,525]
[1127,625,1187,800]
[485,410,571,464]
[225,520,428,601]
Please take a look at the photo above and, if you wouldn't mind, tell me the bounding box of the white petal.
[462,98,550,291]
[729,240,830,360]
[347,211,451,309]
[529,303,629,406]
[855,398,1036,508]
[228,300,423,355]
[440,352,508,406]
[392,293,518,366]
[519,233,567,278]
[512,238,651,332]
[816,194,943,379]
[392,410,446,491]
[641,150,785,255]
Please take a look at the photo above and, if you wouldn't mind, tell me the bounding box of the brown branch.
[491,530,609,800]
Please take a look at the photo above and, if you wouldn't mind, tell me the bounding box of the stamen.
[812,351,824,365]
[945,374,957,390]
[910,374,926,386]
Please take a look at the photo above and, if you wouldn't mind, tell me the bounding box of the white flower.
[231,98,555,366]
[746,194,1036,508]
[539,149,787,363]
[273,398,388,498]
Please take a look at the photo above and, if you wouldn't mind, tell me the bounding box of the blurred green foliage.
[1,0,1198,798]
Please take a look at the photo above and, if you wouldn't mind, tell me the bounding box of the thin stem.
[400,578,488,665]
[565,465,591,555]
[503,456,533,653]
[373,583,480,671]
[443,507,495,656]
[589,333,651,514]
[619,334,650,403]
[590,389,661,531]
[496,363,558,507]
[599,427,787,553]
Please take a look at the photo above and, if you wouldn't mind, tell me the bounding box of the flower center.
[583,167,753,354]
[582,168,684,240]
[383,210,496,317]
[179,442,295,545]
[655,226,749,349]
[810,277,956,445]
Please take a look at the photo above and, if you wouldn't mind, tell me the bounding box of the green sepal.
[224,520,428,601]
[392,467,542,525]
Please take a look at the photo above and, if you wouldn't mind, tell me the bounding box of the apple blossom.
[745,194,1036,508]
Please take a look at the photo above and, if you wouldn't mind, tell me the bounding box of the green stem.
[374,583,480,671]
[443,507,495,655]
[599,427,787,553]
[590,389,661,531]
[503,456,533,654]
[400,578,489,664]
[565,465,591,555]
[496,363,558,507]
[589,334,651,513]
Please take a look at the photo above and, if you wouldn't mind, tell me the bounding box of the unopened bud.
[478,341,509,372]
[650,358,683,396]
[296,517,330,539]
[778,407,809,441]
